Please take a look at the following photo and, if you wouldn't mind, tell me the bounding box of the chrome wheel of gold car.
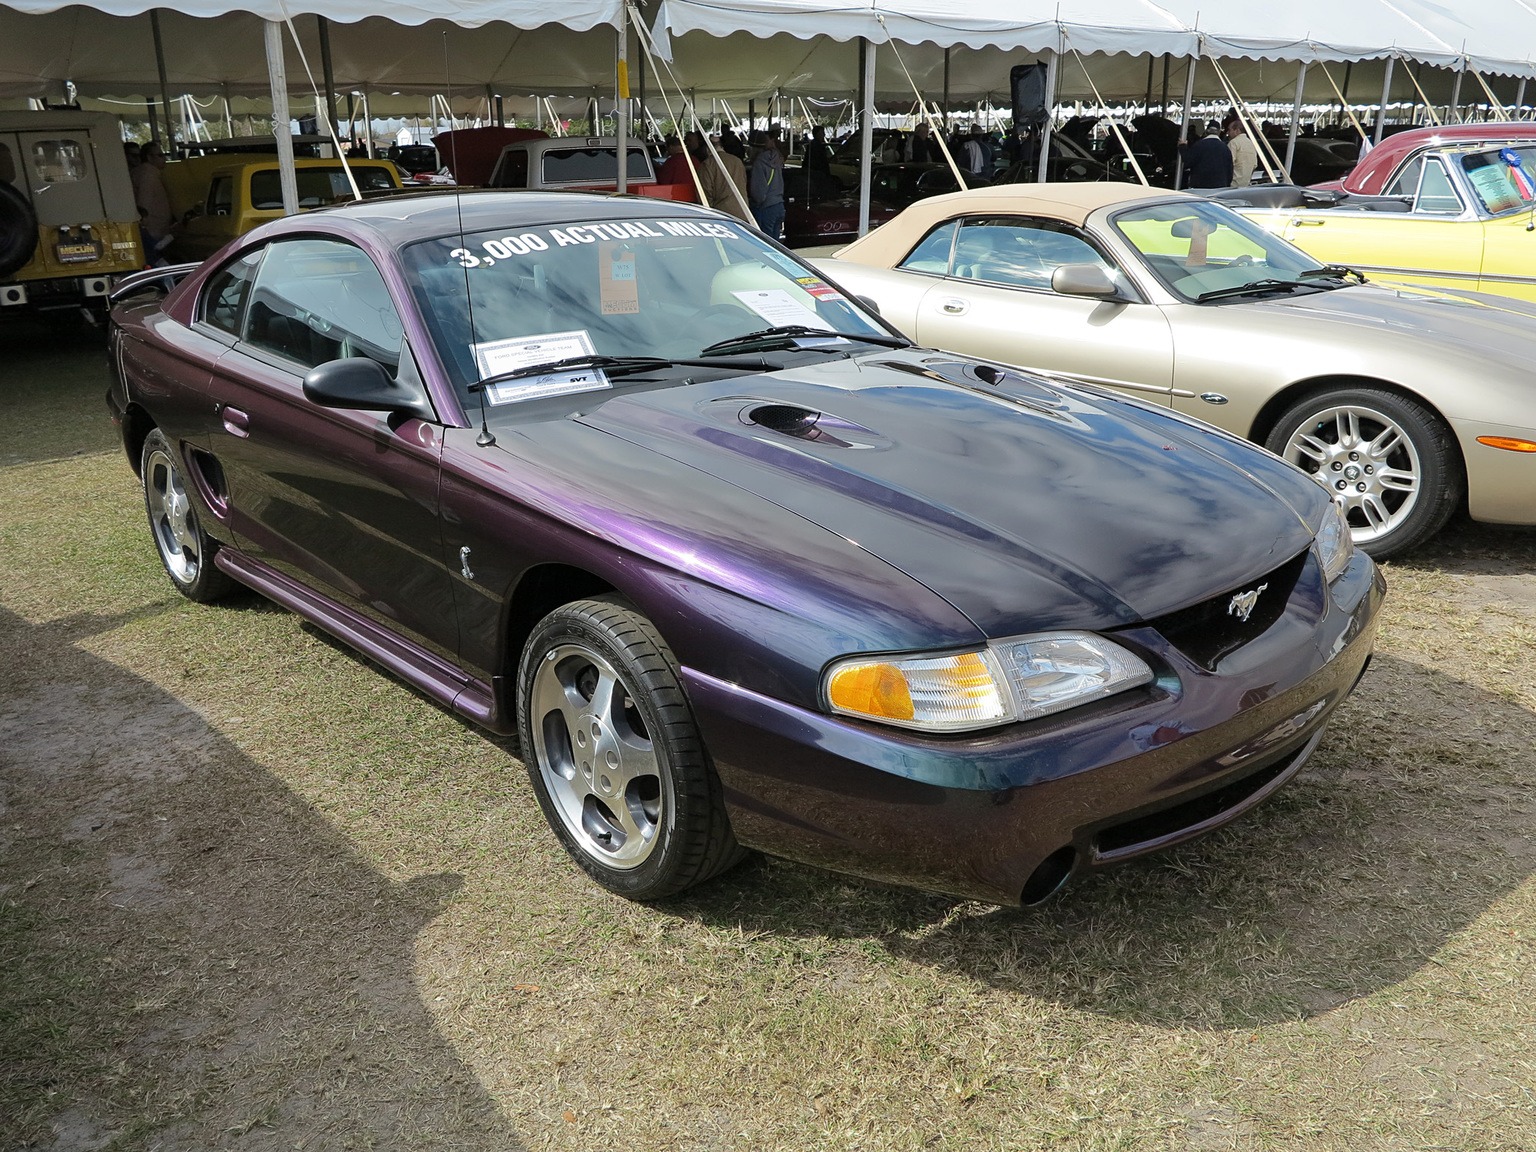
[1267,387,1460,560]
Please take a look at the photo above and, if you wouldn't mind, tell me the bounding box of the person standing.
[1227,119,1259,187]
[132,141,175,263]
[655,135,691,186]
[748,129,786,240]
[963,126,989,179]
[1178,122,1233,190]
[685,131,750,221]
[802,124,831,175]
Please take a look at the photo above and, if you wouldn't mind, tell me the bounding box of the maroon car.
[105,191,1382,907]
[1315,121,1536,193]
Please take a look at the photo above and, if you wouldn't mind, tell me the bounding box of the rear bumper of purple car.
[684,548,1384,905]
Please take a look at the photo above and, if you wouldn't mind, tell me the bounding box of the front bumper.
[684,548,1384,905]
[1452,417,1536,525]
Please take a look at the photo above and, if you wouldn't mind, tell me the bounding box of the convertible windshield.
[402,216,887,405]
[1113,200,1329,303]
[1461,146,1536,215]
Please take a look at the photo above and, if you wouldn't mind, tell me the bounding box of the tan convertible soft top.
[837,182,1189,267]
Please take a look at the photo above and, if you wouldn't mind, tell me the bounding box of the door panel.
[909,214,1176,401]
[1281,211,1484,291]
[16,131,104,226]
[208,347,459,660]
[916,281,1175,400]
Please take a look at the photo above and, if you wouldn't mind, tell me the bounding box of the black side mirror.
[303,357,432,420]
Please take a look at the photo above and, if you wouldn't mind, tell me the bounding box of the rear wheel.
[140,428,237,602]
[1265,387,1460,559]
[517,597,745,900]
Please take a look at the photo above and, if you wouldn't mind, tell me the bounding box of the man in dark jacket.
[1179,121,1233,190]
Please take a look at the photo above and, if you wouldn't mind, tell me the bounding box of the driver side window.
[241,238,404,373]
[950,216,1118,292]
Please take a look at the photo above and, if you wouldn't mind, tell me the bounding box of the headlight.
[1315,498,1354,583]
[825,631,1153,733]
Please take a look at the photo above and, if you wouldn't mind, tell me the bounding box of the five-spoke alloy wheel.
[1266,387,1461,559]
[518,597,744,899]
[140,428,236,602]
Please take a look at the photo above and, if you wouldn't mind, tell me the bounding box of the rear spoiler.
[109,262,201,303]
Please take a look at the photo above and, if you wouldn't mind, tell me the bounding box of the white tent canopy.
[1,5,1518,107]
[653,0,1536,78]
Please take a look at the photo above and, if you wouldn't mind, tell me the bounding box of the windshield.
[402,215,888,406]
[1112,199,1328,302]
[1461,146,1536,215]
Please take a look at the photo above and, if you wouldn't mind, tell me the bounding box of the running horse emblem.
[1228,582,1269,623]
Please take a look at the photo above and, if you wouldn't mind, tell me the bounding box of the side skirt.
[215,548,513,735]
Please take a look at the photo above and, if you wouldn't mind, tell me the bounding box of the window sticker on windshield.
[471,329,610,405]
[794,275,846,302]
[599,241,640,315]
[731,289,830,331]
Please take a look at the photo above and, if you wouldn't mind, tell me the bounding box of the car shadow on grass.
[0,606,524,1151]
[1386,516,1536,578]
[670,650,1536,1030]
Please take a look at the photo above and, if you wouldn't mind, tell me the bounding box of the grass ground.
[2,318,1534,1150]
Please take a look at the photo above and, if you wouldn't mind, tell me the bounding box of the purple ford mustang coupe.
[106,191,1383,906]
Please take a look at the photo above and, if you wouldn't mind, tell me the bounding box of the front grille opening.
[1144,548,1310,670]
[1094,745,1304,856]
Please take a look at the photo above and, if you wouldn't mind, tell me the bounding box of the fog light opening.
[1020,846,1077,906]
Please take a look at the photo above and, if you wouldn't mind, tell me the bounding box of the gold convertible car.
[1222,141,1536,303]
[814,183,1536,559]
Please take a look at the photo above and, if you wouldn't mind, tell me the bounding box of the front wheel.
[140,428,237,602]
[517,597,745,900]
[1265,387,1461,559]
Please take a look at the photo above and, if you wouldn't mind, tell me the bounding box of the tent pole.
[942,47,950,133]
[616,6,628,194]
[263,19,298,215]
[1375,57,1395,142]
[361,90,373,157]
[536,97,543,131]
[1450,62,1465,124]
[1174,55,1197,188]
[1160,52,1170,114]
[748,99,755,134]
[146,98,159,146]
[1035,48,1058,182]
[224,93,234,140]
[858,38,875,237]
[1517,79,1527,121]
[151,10,174,152]
[1286,62,1307,174]
[1145,55,1154,112]
[318,15,336,142]
[637,34,647,137]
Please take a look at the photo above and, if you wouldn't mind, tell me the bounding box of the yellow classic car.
[163,155,404,263]
[1227,143,1536,302]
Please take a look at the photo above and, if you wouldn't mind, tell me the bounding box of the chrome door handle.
[1291,218,1326,226]
[939,297,970,315]
[221,406,250,438]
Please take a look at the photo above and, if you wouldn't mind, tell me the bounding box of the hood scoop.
[705,397,888,450]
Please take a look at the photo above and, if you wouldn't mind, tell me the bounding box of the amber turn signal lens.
[827,661,916,721]
[1477,436,1536,452]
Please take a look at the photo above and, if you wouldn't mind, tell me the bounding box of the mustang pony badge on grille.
[1228,582,1269,623]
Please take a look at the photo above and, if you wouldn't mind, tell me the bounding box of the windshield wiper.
[1297,265,1366,283]
[470,353,774,389]
[699,324,911,356]
[1195,279,1312,303]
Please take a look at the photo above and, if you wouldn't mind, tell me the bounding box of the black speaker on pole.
[1011,62,1050,127]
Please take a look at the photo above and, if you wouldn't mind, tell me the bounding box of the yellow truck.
[162,153,405,263]
[0,110,145,316]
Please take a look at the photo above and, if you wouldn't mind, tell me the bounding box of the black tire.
[1264,386,1461,560]
[517,596,746,900]
[140,428,238,603]
[0,181,39,280]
